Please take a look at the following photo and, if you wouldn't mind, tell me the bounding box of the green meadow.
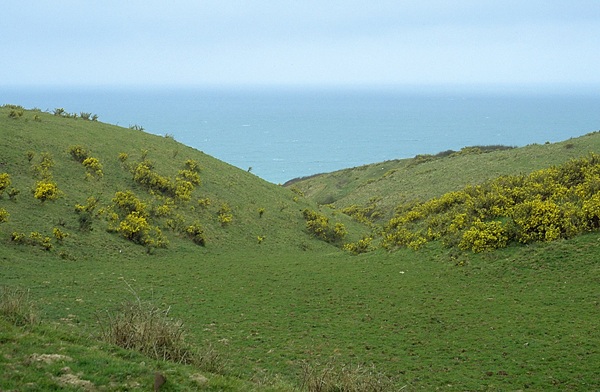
[1,105,598,391]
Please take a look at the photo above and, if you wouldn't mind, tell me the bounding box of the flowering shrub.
[343,236,374,254]
[11,231,52,250]
[133,161,173,195]
[82,157,104,178]
[118,211,151,244]
[33,181,60,202]
[458,220,509,252]
[185,222,206,246]
[382,154,600,252]
[218,203,233,226]
[0,208,9,223]
[52,227,69,242]
[112,190,147,217]
[197,198,211,208]
[68,145,90,163]
[302,209,346,243]
[32,153,54,179]
[174,179,194,202]
[176,169,201,186]
[0,173,11,196]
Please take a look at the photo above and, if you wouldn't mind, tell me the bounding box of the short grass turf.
[2,234,598,391]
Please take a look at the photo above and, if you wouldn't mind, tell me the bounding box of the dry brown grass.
[0,286,38,326]
[97,299,194,364]
[300,357,395,392]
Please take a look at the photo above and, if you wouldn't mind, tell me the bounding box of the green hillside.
[286,132,600,218]
[1,105,599,391]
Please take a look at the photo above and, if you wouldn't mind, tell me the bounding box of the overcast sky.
[2,1,600,88]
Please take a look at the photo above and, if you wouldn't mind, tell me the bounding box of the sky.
[2,1,600,89]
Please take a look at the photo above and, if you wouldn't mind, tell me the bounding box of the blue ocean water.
[3,87,600,184]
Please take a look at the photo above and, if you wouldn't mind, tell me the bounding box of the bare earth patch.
[29,353,72,364]
[54,367,95,391]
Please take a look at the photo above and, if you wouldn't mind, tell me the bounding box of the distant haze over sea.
[3,86,600,184]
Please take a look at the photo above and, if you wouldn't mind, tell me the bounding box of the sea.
[3,86,600,184]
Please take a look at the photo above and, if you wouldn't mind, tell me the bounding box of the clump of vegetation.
[343,236,374,254]
[33,181,61,202]
[69,145,104,179]
[382,154,600,252]
[11,231,53,251]
[75,196,99,231]
[197,198,211,208]
[341,197,383,225]
[107,191,168,249]
[129,124,145,131]
[79,112,98,121]
[68,145,90,163]
[218,203,233,226]
[0,286,38,327]
[0,208,9,223]
[302,209,347,244]
[82,157,104,179]
[97,299,195,364]
[52,227,69,243]
[185,222,206,246]
[32,152,54,179]
[0,173,11,197]
[300,357,393,392]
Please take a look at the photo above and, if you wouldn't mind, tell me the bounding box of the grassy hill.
[1,105,599,391]
[286,131,600,219]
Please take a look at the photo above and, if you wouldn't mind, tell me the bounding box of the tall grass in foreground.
[0,286,38,326]
[300,357,395,392]
[97,298,225,374]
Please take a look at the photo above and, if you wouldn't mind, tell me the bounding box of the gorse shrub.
[458,220,509,252]
[302,209,347,244]
[52,227,69,243]
[343,236,374,254]
[118,211,151,244]
[185,222,206,246]
[0,208,9,223]
[112,190,147,217]
[197,198,211,208]
[33,181,60,202]
[82,157,104,178]
[68,145,90,163]
[218,203,233,226]
[0,173,11,196]
[75,196,99,232]
[381,154,600,252]
[32,152,54,179]
[11,231,52,250]
[8,108,24,119]
[133,160,174,195]
[341,197,383,224]
[8,187,20,201]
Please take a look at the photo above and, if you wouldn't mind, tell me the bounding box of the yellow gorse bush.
[33,181,60,202]
[381,154,600,252]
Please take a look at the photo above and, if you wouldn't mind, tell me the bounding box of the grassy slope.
[287,131,600,217]
[0,107,364,256]
[1,106,599,391]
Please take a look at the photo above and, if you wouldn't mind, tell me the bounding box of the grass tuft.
[0,286,39,327]
[97,298,195,364]
[300,357,394,392]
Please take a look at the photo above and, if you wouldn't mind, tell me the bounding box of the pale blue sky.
[2,1,600,88]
